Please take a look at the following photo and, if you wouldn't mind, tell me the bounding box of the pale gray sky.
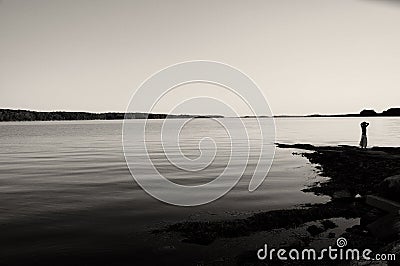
[1,0,399,115]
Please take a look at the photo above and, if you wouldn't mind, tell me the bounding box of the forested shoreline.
[0,109,219,121]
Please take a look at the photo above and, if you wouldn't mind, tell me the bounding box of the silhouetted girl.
[359,121,369,149]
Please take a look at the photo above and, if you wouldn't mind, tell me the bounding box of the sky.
[1,0,400,116]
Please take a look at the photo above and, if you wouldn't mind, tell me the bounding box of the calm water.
[0,117,399,261]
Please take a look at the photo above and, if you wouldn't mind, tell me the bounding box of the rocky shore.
[276,143,400,202]
[155,144,400,265]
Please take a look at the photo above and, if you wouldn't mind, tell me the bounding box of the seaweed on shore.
[156,201,373,245]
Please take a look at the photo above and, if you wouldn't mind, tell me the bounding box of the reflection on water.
[0,117,398,260]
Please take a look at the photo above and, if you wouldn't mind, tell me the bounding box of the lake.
[0,117,399,263]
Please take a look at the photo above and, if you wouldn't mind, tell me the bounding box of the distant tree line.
[1,107,398,121]
[0,109,223,122]
[307,108,400,118]
[359,108,400,116]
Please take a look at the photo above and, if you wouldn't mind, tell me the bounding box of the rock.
[379,175,400,201]
[382,239,400,258]
[366,195,400,214]
[360,209,384,226]
[307,225,325,236]
[321,220,337,230]
[367,213,400,241]
[332,190,352,200]
[328,232,336,238]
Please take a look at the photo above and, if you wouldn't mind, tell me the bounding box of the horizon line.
[1,107,399,118]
